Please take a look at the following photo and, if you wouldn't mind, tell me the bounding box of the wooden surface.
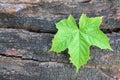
[0,0,120,80]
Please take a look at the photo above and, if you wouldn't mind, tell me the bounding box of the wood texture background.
[0,0,120,80]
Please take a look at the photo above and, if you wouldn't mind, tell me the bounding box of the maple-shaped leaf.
[49,14,112,72]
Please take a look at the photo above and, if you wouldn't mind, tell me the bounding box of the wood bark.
[0,0,120,80]
[0,28,119,80]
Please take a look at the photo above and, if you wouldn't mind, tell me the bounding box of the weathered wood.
[0,0,120,80]
[0,56,110,80]
[0,0,120,33]
[0,28,120,80]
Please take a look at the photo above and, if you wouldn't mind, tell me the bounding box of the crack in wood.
[0,27,120,34]
[0,53,69,65]
[0,53,119,70]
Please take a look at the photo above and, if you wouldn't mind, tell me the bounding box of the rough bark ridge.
[0,0,120,80]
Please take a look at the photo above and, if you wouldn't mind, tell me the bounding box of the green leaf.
[49,14,112,72]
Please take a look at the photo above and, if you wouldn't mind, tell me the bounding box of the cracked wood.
[0,0,120,80]
[0,28,119,67]
[0,28,120,80]
[0,0,120,33]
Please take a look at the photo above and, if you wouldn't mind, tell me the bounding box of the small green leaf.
[49,14,112,72]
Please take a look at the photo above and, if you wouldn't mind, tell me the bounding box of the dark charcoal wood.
[0,0,120,80]
[0,28,120,80]
[0,56,110,80]
[0,0,120,33]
